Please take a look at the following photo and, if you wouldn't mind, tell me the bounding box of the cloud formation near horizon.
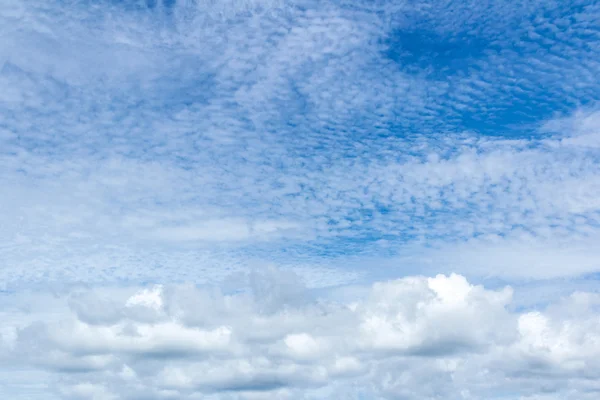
[3,271,600,400]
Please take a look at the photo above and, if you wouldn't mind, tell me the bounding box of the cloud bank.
[2,271,600,399]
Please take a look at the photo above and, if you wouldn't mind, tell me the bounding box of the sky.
[1,0,600,399]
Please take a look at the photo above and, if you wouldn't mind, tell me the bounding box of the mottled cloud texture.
[1,0,600,398]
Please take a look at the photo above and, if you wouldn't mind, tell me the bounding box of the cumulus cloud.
[1,272,598,399]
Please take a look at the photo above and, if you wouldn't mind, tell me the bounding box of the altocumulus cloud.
[1,0,600,399]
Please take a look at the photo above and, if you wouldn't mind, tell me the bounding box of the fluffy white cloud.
[2,271,598,399]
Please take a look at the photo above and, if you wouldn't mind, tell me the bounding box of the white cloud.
[2,1,600,398]
[151,219,303,242]
[126,284,164,310]
[1,0,600,289]
[2,272,598,399]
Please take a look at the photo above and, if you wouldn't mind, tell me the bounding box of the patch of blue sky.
[1,0,600,287]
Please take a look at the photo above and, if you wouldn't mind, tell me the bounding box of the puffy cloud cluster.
[2,271,599,399]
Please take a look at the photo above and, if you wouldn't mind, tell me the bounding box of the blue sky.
[1,0,600,399]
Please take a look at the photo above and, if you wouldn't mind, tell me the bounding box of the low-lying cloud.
[2,270,599,399]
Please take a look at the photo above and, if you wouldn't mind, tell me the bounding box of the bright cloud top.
[2,271,600,400]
